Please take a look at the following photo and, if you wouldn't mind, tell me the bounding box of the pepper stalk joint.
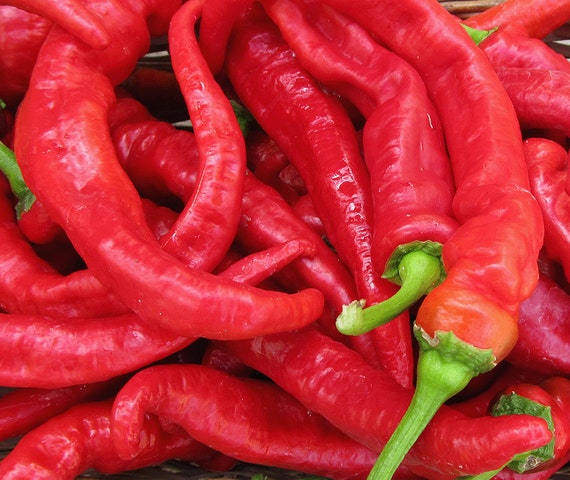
[0,142,36,218]
[336,241,445,336]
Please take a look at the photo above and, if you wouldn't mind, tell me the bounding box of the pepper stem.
[336,249,443,335]
[367,326,496,480]
[0,141,36,218]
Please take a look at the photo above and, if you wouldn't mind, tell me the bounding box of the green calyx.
[491,393,555,473]
[336,241,445,336]
[367,327,496,480]
[0,141,36,218]
[462,24,498,45]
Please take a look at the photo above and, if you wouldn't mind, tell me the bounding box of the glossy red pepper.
[166,0,247,273]
[111,363,380,480]
[523,138,570,281]
[464,0,570,39]
[0,399,215,479]
[13,0,324,340]
[225,2,414,386]
[263,0,458,333]
[220,327,552,479]
[3,0,110,49]
[317,0,544,476]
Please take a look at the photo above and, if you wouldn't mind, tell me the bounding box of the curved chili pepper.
[220,327,552,479]
[464,0,570,39]
[486,380,570,477]
[0,399,215,479]
[262,0,458,334]
[0,376,124,441]
[165,0,247,273]
[523,137,570,280]
[13,0,324,340]
[111,363,380,480]
[315,0,544,476]
[225,2,414,386]
[109,98,359,342]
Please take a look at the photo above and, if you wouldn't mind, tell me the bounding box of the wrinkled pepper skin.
[111,364,380,480]
[220,327,552,479]
[523,138,570,281]
[13,0,324,341]
[226,3,413,386]
[0,399,215,480]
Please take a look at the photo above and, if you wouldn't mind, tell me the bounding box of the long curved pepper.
[319,0,545,478]
[262,0,458,335]
[13,0,324,340]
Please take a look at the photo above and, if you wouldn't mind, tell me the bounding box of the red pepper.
[523,137,570,281]
[493,68,570,136]
[3,0,110,49]
[225,2,414,386]
[0,376,124,442]
[0,399,215,479]
[488,379,570,476]
[111,363,380,480]
[13,0,324,340]
[262,0,459,333]
[166,0,247,273]
[317,0,544,476]
[464,0,570,39]
[220,327,552,479]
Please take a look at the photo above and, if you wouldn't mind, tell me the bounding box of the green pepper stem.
[336,250,442,335]
[461,467,504,480]
[367,327,495,480]
[0,141,36,218]
[461,24,498,45]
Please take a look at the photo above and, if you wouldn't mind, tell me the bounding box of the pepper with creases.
[317,0,544,477]
[262,0,458,334]
[226,2,414,386]
[13,0,324,341]
[0,399,216,480]
[220,327,552,479]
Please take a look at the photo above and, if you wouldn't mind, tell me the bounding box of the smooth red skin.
[0,376,124,441]
[479,22,570,73]
[508,273,570,376]
[4,0,110,49]
[14,0,324,340]
[262,0,459,271]
[166,0,247,273]
[0,399,215,480]
[321,0,543,356]
[464,0,570,39]
[496,67,570,136]
[226,3,414,387]
[220,327,552,479]
[111,364,379,480]
[524,138,570,281]
[0,6,50,109]
[495,383,570,472]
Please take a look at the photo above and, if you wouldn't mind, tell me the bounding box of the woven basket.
[2,0,570,479]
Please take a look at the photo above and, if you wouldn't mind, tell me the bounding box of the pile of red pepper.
[1,0,570,478]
